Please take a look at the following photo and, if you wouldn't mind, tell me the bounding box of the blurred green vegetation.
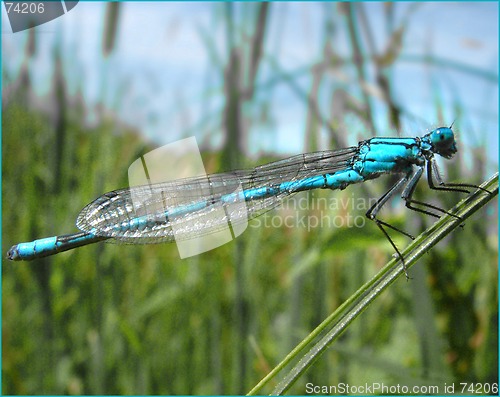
[2,3,498,395]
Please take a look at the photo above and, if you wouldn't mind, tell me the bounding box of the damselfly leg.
[366,159,489,280]
[427,158,492,195]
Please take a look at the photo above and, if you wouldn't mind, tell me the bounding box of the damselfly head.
[427,127,457,159]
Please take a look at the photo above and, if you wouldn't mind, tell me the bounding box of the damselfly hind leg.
[366,172,416,281]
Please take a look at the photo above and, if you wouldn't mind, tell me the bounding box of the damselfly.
[7,127,486,279]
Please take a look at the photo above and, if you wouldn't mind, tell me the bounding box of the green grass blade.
[247,172,498,396]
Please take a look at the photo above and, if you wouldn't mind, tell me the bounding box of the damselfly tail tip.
[6,245,20,261]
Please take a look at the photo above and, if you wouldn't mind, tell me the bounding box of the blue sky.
[2,2,498,166]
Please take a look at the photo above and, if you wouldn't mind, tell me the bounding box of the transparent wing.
[76,147,358,244]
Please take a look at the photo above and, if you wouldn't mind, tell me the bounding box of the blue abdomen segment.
[241,175,328,200]
[10,236,58,259]
[7,232,106,261]
[324,169,364,188]
[280,175,327,192]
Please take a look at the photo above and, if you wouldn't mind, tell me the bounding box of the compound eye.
[431,127,457,159]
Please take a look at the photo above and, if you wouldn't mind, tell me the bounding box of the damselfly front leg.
[426,157,492,195]
[401,164,464,220]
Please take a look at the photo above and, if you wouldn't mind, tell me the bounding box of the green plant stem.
[247,172,498,396]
